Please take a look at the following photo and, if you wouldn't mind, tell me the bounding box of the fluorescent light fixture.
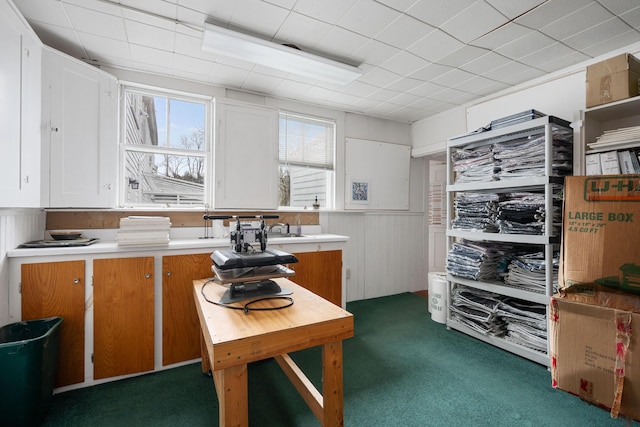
[202,22,362,85]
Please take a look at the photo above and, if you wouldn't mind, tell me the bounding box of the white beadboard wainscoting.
[0,209,46,325]
[323,211,427,302]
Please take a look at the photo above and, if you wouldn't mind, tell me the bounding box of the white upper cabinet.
[213,99,278,209]
[41,47,118,208]
[0,0,41,208]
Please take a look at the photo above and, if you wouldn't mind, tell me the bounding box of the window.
[121,87,209,206]
[278,112,335,208]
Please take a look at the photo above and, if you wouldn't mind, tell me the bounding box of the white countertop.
[7,234,349,258]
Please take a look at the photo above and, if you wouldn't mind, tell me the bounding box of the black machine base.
[219,279,292,304]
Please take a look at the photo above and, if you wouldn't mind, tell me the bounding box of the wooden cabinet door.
[291,250,342,306]
[93,257,154,379]
[21,261,85,387]
[162,253,213,366]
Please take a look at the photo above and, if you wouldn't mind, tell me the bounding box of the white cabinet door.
[0,1,41,207]
[214,100,278,209]
[42,48,117,208]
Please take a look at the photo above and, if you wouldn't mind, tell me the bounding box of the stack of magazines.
[503,252,559,294]
[495,192,561,235]
[117,216,171,246]
[451,145,494,183]
[451,192,500,232]
[493,133,573,179]
[446,239,512,281]
[450,285,548,353]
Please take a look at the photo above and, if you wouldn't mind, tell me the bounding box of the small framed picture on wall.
[351,180,370,204]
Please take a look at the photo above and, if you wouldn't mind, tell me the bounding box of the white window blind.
[279,112,335,170]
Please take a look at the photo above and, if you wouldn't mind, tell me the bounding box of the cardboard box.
[549,285,640,420]
[586,53,640,108]
[560,175,640,294]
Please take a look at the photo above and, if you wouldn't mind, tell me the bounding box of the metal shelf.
[447,176,564,193]
[446,229,558,245]
[447,318,550,366]
[447,274,550,305]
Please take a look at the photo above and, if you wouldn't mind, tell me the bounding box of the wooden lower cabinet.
[162,253,213,366]
[21,260,85,387]
[291,250,342,306]
[93,257,154,379]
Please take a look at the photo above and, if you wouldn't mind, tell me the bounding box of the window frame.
[278,111,337,209]
[118,83,212,208]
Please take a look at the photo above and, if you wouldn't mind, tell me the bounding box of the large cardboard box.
[560,175,640,294]
[550,285,640,420]
[586,53,640,108]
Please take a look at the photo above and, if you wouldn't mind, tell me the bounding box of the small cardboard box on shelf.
[549,285,640,421]
[586,53,640,108]
[559,175,640,294]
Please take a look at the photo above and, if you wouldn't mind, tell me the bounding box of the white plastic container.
[428,272,447,324]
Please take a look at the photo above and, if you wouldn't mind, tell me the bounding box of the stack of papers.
[587,125,640,151]
[117,216,171,246]
[451,192,500,232]
[451,146,495,183]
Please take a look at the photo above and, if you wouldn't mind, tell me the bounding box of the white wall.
[0,209,45,326]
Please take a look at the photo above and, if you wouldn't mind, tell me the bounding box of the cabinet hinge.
[91,353,94,364]
[18,282,22,294]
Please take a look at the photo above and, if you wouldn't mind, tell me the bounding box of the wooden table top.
[193,277,354,370]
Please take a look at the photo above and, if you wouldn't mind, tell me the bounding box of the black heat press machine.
[204,215,298,303]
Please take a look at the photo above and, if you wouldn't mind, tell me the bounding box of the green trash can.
[0,316,64,427]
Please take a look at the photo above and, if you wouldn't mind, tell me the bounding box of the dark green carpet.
[41,293,638,426]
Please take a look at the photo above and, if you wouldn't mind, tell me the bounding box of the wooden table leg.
[322,341,344,427]
[200,330,211,374]
[213,364,249,427]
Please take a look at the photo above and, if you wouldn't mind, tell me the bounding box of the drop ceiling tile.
[209,62,250,86]
[540,2,616,41]
[536,50,591,73]
[315,26,370,58]
[455,75,508,95]
[174,32,209,58]
[353,39,402,67]
[263,0,297,9]
[482,60,537,82]
[431,68,476,87]
[619,8,640,29]
[172,53,214,76]
[438,45,490,68]
[518,42,581,68]
[359,66,403,87]
[12,0,71,29]
[340,80,382,97]
[580,29,640,57]
[292,0,359,25]
[408,29,465,62]
[241,71,284,94]
[63,4,127,41]
[275,12,333,48]
[495,31,556,60]
[459,51,511,74]
[129,43,175,67]
[406,0,475,27]
[228,0,290,36]
[125,20,176,52]
[595,0,640,15]
[78,32,132,61]
[385,77,425,92]
[178,0,234,21]
[409,63,455,82]
[271,79,314,97]
[380,51,429,76]
[386,91,424,107]
[470,22,533,50]
[176,4,219,29]
[121,0,179,23]
[485,0,546,19]
[367,87,404,102]
[375,14,434,49]
[515,0,593,28]
[440,1,509,44]
[338,0,400,38]
[408,81,449,97]
[64,0,123,17]
[375,0,419,13]
[563,18,635,51]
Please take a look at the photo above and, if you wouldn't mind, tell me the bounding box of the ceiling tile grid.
[11,0,640,123]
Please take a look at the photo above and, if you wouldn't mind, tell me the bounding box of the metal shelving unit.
[445,115,573,366]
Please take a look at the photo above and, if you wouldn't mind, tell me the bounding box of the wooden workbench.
[193,277,354,426]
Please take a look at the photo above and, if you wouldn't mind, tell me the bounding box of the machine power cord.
[200,279,294,314]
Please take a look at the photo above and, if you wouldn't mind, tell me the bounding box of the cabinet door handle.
[73,278,80,284]
[166,271,171,276]
[145,273,151,279]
